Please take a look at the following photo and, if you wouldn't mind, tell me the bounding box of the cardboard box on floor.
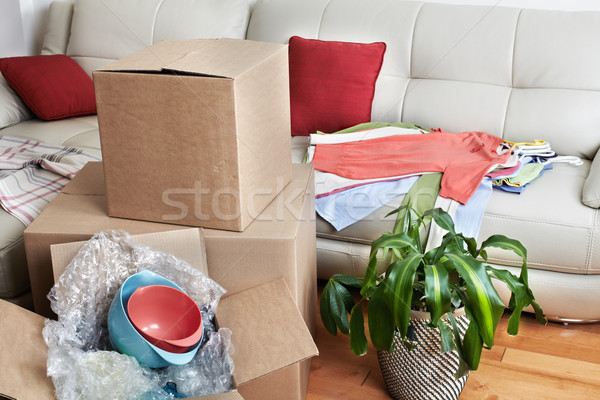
[0,229,318,400]
[93,38,292,232]
[24,162,317,342]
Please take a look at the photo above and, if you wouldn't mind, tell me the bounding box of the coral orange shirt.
[311,129,510,204]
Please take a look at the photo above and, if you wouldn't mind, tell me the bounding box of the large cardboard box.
[24,162,317,343]
[93,38,292,232]
[1,229,318,400]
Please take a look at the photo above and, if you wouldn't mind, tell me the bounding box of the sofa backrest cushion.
[248,0,600,160]
[41,1,74,56]
[63,0,250,77]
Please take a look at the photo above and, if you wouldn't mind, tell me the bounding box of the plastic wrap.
[43,230,234,399]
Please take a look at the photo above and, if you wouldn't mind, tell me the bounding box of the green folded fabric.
[318,121,430,135]
[498,163,545,187]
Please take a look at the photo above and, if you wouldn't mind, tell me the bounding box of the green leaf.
[530,299,548,326]
[424,263,452,325]
[487,267,529,335]
[402,338,416,351]
[362,232,418,298]
[463,236,479,258]
[488,267,547,334]
[331,280,356,315]
[480,235,528,285]
[384,253,423,338]
[361,252,380,298]
[331,274,363,289]
[349,302,368,356]
[424,208,456,235]
[437,320,455,353]
[386,204,408,219]
[425,233,455,264]
[368,285,395,352]
[479,249,488,263]
[319,281,339,336]
[372,233,419,254]
[462,319,483,370]
[448,313,471,379]
[445,251,505,348]
[325,280,350,335]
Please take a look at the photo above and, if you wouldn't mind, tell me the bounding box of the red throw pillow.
[288,36,386,136]
[0,55,96,121]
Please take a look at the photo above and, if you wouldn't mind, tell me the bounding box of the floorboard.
[307,282,600,399]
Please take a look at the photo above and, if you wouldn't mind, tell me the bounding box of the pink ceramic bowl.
[127,285,203,354]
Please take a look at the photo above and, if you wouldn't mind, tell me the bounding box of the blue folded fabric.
[455,178,493,239]
[315,176,420,231]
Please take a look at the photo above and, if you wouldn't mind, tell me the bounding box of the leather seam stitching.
[151,0,167,44]
[486,256,597,272]
[484,213,593,230]
[317,0,334,39]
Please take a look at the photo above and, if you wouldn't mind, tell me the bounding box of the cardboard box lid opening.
[2,229,317,400]
[96,39,287,79]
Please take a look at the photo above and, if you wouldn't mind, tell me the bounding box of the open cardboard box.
[94,38,292,232]
[24,162,317,342]
[0,229,318,400]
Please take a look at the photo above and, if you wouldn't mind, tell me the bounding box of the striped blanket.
[0,136,101,225]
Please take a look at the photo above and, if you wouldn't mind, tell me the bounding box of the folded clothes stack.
[307,123,582,239]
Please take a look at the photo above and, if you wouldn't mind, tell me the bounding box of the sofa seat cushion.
[480,161,598,275]
[0,115,100,155]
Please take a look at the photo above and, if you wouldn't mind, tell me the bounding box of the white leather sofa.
[2,0,600,322]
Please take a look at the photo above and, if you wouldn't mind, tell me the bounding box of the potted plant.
[320,205,547,399]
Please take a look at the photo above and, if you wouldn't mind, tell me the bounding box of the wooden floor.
[306,281,600,399]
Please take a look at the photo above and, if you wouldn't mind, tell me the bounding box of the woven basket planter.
[377,309,470,400]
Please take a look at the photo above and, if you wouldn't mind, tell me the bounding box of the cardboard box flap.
[163,39,286,79]
[62,161,105,195]
[217,279,318,387]
[0,300,54,400]
[96,39,205,73]
[97,39,287,79]
[50,228,208,281]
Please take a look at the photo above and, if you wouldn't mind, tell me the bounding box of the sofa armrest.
[41,1,74,56]
[583,149,600,208]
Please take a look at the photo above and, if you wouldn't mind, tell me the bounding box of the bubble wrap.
[43,230,235,399]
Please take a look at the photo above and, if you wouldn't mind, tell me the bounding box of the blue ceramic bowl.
[107,270,201,368]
